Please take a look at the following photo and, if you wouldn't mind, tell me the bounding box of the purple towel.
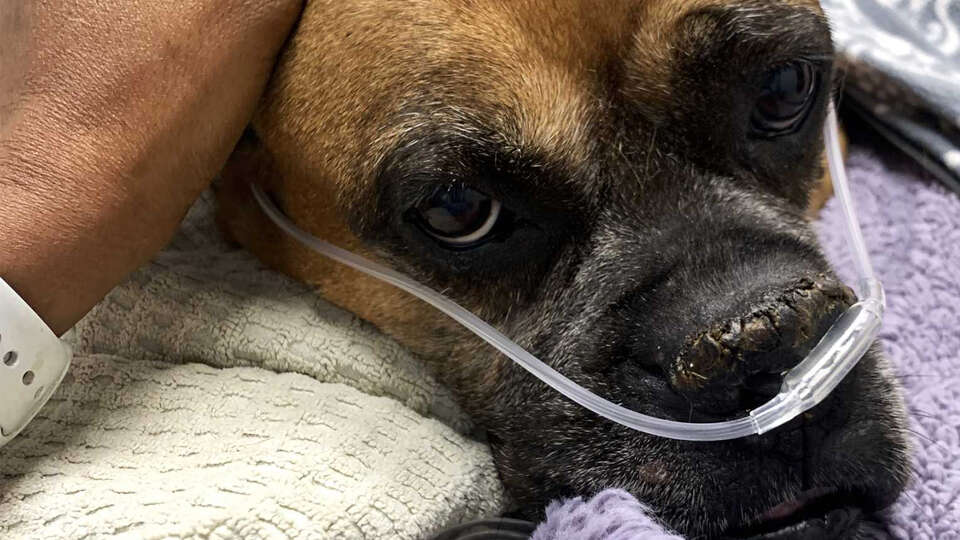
[530,489,682,540]
[532,146,960,539]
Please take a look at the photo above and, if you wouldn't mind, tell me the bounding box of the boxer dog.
[216,1,909,537]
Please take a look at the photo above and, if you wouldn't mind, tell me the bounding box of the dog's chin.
[487,349,909,540]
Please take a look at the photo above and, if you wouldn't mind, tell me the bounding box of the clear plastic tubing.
[251,101,884,441]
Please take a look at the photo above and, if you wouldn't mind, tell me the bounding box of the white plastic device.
[252,103,884,442]
[0,278,72,448]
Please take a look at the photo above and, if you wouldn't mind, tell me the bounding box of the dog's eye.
[751,61,819,138]
[410,184,503,248]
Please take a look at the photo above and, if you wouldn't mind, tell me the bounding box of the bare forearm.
[0,0,301,334]
[0,150,188,336]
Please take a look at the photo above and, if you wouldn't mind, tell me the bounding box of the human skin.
[0,0,302,334]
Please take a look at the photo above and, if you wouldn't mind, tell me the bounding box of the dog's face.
[218,1,910,537]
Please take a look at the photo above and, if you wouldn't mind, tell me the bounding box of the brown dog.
[217,1,908,537]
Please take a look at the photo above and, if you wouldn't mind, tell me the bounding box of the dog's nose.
[665,276,856,417]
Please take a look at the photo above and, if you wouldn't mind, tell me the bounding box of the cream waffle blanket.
[0,193,505,539]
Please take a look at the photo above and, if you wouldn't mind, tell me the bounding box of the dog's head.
[218,1,910,537]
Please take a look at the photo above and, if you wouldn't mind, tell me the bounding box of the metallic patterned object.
[822,0,960,194]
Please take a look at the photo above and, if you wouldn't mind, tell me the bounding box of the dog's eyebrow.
[373,115,592,215]
[378,123,550,184]
[681,3,834,65]
[377,97,597,187]
[622,1,833,118]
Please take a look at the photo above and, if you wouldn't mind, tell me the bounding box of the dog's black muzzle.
[588,172,847,422]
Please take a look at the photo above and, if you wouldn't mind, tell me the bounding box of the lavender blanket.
[531,146,960,539]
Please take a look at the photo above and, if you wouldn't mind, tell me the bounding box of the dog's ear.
[215,128,352,276]
[216,126,367,277]
[216,129,285,249]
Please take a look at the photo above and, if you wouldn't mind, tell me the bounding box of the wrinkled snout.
[601,201,859,422]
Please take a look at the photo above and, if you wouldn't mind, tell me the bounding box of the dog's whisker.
[644,127,658,178]
[908,409,937,419]
[617,139,643,185]
[899,490,923,512]
[903,428,949,451]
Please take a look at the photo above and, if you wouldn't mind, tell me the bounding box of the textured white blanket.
[0,193,505,539]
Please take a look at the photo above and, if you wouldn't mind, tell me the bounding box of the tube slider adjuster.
[0,278,72,448]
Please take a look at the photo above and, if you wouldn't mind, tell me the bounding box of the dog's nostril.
[666,275,855,417]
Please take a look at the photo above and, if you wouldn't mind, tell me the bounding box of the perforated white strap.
[0,278,71,448]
